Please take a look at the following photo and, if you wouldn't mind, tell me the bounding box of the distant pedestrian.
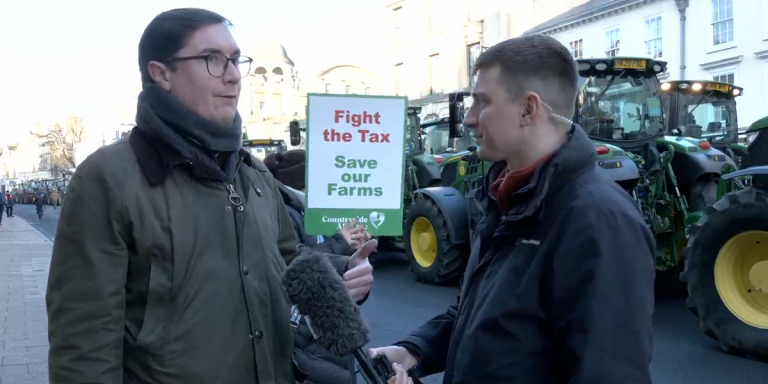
[0,194,5,224]
[50,190,60,209]
[5,194,13,217]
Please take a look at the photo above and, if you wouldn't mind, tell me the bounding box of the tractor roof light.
[577,62,592,71]
[595,145,610,155]
[595,62,608,71]
[698,141,711,150]
[652,64,662,72]
[733,88,741,96]
[679,83,690,89]
[691,83,703,91]
[660,83,672,91]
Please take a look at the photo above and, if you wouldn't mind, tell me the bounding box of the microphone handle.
[353,348,389,384]
[353,348,424,384]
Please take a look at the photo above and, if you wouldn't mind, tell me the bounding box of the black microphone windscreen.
[283,251,370,356]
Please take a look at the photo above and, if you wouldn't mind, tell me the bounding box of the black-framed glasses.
[167,53,253,78]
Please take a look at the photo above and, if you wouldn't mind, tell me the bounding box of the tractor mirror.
[289,120,301,146]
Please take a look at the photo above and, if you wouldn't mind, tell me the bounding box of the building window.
[428,53,441,95]
[713,72,734,84]
[644,16,662,58]
[259,102,265,110]
[569,39,583,59]
[712,72,735,122]
[393,7,405,46]
[365,87,370,95]
[605,28,620,57]
[345,85,352,94]
[394,63,403,96]
[325,84,331,94]
[712,0,734,46]
[468,43,482,87]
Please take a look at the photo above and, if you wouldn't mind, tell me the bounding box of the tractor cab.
[574,57,667,190]
[242,139,288,160]
[576,57,667,143]
[404,107,442,191]
[658,80,747,167]
[419,92,479,164]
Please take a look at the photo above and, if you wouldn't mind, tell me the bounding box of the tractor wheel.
[404,198,467,285]
[681,187,768,361]
[688,175,719,212]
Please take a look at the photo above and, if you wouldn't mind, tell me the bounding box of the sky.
[0,0,387,142]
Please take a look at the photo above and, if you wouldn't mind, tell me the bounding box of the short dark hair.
[473,34,578,119]
[138,8,232,84]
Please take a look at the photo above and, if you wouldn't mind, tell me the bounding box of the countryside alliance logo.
[369,211,386,229]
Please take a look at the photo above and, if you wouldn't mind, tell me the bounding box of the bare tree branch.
[32,116,84,173]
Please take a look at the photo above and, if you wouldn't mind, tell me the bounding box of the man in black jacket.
[369,35,655,384]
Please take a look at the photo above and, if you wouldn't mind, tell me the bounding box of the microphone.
[283,248,422,384]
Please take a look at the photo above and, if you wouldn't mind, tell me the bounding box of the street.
[10,205,59,241]
[1,205,768,383]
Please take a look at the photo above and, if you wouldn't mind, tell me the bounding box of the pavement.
[3,204,768,384]
[0,208,52,384]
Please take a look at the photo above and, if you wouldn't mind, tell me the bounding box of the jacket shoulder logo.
[516,238,541,246]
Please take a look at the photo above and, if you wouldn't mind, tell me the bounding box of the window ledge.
[756,49,768,60]
[700,55,744,71]
[707,44,737,55]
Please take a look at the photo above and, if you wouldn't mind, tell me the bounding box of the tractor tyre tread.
[404,197,467,286]
[682,187,768,361]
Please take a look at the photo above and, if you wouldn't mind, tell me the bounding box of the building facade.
[525,0,768,127]
[382,0,586,117]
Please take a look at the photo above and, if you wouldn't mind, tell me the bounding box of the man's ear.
[147,61,172,91]
[520,92,542,126]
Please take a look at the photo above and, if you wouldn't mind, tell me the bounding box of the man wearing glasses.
[46,8,375,384]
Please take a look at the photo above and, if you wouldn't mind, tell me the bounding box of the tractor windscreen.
[670,91,738,144]
[579,75,665,141]
[421,123,478,155]
[406,114,422,156]
[242,139,288,160]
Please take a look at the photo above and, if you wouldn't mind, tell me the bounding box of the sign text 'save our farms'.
[305,94,407,236]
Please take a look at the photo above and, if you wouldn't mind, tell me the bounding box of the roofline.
[524,0,659,36]
[317,64,373,78]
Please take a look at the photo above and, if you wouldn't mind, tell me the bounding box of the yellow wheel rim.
[410,217,437,268]
[715,230,768,329]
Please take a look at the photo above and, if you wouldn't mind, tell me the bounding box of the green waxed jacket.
[46,129,350,384]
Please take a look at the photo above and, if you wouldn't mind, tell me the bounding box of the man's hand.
[387,363,414,384]
[338,219,366,248]
[344,239,376,302]
[368,346,418,371]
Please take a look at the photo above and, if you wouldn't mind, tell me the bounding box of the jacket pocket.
[134,250,173,355]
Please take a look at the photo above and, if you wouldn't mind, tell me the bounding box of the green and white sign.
[304,93,407,236]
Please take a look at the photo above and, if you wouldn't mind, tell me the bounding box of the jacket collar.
[474,124,597,221]
[129,127,251,186]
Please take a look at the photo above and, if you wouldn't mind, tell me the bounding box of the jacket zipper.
[224,158,261,379]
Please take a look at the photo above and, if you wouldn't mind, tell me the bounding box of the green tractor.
[402,93,491,284]
[682,115,768,361]
[377,107,444,252]
[658,80,748,168]
[577,56,736,279]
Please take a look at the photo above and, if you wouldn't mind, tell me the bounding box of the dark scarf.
[134,83,243,182]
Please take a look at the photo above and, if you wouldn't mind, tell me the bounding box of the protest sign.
[304,93,407,236]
